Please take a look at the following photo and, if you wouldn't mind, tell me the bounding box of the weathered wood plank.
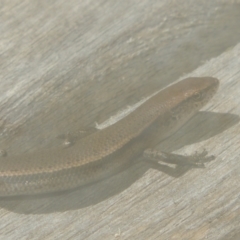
[0,0,239,239]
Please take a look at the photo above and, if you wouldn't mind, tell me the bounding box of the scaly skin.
[0,77,219,196]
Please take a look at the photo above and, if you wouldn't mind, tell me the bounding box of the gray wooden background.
[0,0,240,239]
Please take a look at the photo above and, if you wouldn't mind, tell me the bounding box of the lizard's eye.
[193,92,202,101]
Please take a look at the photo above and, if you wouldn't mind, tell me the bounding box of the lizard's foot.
[143,148,215,168]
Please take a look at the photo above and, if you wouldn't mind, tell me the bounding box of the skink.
[0,77,219,196]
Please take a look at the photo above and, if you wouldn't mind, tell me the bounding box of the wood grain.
[0,0,239,239]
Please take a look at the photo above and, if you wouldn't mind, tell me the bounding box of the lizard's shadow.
[0,111,238,214]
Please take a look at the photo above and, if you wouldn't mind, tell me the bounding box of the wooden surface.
[0,0,240,239]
